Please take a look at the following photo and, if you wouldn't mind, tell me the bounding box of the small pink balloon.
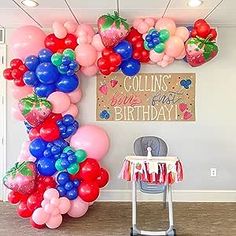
[32,208,48,225]
[41,199,49,208]
[46,214,62,229]
[75,44,97,67]
[18,141,36,162]
[137,22,149,34]
[175,27,190,42]
[68,196,89,218]
[149,50,164,63]
[91,34,105,52]
[44,189,60,200]
[144,17,155,27]
[81,64,98,77]
[11,105,25,121]
[52,208,60,216]
[12,85,33,100]
[47,91,71,114]
[44,203,55,214]
[165,36,184,58]
[63,104,78,118]
[133,18,143,29]
[64,21,78,33]
[76,24,95,39]
[163,54,173,62]
[50,198,60,207]
[68,88,82,103]
[158,60,169,68]
[175,48,186,59]
[58,197,71,214]
[155,17,176,35]
[53,22,67,39]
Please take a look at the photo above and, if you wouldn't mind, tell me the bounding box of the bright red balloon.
[64,33,78,50]
[29,127,40,141]
[209,28,217,41]
[17,201,33,218]
[109,53,122,67]
[44,33,60,53]
[96,168,109,188]
[8,191,22,204]
[30,217,45,229]
[11,68,22,79]
[3,68,13,80]
[78,181,100,202]
[196,23,210,38]
[40,122,60,142]
[14,77,25,87]
[194,19,207,28]
[27,192,43,211]
[10,58,23,69]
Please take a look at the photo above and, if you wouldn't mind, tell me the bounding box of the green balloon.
[75,149,87,163]
[67,163,79,175]
[159,29,170,43]
[55,159,63,171]
[144,41,150,51]
[154,43,165,53]
[63,146,73,153]
[51,53,63,66]
[63,49,75,60]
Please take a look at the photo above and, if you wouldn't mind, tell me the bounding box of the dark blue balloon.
[43,149,52,158]
[69,61,78,70]
[51,145,61,155]
[36,62,59,84]
[145,35,152,42]
[63,114,74,125]
[152,37,160,44]
[37,157,56,176]
[23,71,39,86]
[68,154,76,163]
[29,138,47,159]
[66,188,78,200]
[25,55,40,71]
[121,58,141,76]
[59,125,67,133]
[187,26,193,34]
[57,185,66,197]
[38,48,53,63]
[64,181,74,191]
[114,40,133,61]
[61,158,70,169]
[56,74,79,93]
[58,64,68,74]
[53,138,68,149]
[35,83,56,97]
[62,56,71,66]
[57,172,70,185]
[66,69,75,76]
[73,179,80,187]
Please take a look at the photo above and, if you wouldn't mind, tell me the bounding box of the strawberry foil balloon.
[18,94,52,127]
[3,161,37,195]
[185,37,218,67]
[97,11,130,47]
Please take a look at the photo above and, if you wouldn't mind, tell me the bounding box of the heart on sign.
[110,79,118,88]
[180,79,192,89]
[183,111,192,120]
[179,103,188,112]
[99,84,108,95]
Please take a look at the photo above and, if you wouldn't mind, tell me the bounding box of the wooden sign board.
[96,73,195,121]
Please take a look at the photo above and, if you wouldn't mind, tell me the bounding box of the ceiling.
[0,0,234,29]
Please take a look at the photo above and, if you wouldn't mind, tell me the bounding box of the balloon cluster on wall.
[3,21,110,229]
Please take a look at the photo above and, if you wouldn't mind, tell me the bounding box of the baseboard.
[98,190,236,202]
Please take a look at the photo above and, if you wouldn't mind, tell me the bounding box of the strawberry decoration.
[98,11,130,47]
[3,161,37,195]
[18,94,52,127]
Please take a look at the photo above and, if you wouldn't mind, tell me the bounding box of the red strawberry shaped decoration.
[18,94,52,127]
[3,161,37,195]
[98,11,130,47]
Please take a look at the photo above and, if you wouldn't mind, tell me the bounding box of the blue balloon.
[57,185,66,197]
[67,69,75,76]
[58,64,68,74]
[35,83,56,97]
[25,55,40,71]
[73,179,80,187]
[121,58,141,76]
[66,188,78,200]
[38,48,53,63]
[23,71,39,86]
[62,56,71,66]
[51,145,61,155]
[64,181,74,191]
[37,157,56,176]
[187,26,193,34]
[114,40,133,61]
[53,138,68,149]
[63,114,74,125]
[69,61,78,70]
[57,172,70,185]
[36,62,59,84]
[29,138,47,159]
[43,149,52,158]
[68,154,76,163]
[61,158,70,169]
[56,74,79,93]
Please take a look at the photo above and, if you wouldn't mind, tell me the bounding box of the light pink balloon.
[175,27,190,42]
[70,125,110,161]
[144,18,155,27]
[32,208,49,225]
[47,91,71,113]
[41,199,49,208]
[11,104,25,121]
[58,197,71,214]
[44,188,60,200]
[137,22,149,34]
[155,18,176,35]
[165,36,184,58]
[10,25,46,60]
[63,104,78,118]
[149,50,164,63]
[46,214,62,229]
[75,44,97,67]
[44,203,55,214]
[163,54,173,62]
[133,18,143,29]
[52,22,67,39]
[12,85,33,100]
[68,196,89,218]
[50,198,60,207]
[81,64,98,77]
[91,34,105,52]
[175,48,186,59]
[64,21,78,33]
[18,141,36,162]
[76,24,95,42]
[68,88,82,103]
[158,60,169,68]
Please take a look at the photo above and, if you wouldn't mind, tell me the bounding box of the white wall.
[5,28,236,199]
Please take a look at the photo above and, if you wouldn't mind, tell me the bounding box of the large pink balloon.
[46,214,62,229]
[165,36,184,58]
[155,18,176,35]
[58,197,71,214]
[68,196,89,218]
[68,88,82,103]
[91,34,105,52]
[64,21,78,33]
[81,64,98,77]
[12,85,33,100]
[63,104,78,118]
[44,189,59,200]
[70,125,110,161]
[75,44,97,67]
[149,50,164,63]
[10,26,46,60]
[52,22,67,39]
[32,208,48,225]
[175,27,190,42]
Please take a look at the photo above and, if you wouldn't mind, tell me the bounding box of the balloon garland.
[2,13,218,229]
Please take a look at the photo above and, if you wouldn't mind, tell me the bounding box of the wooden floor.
[0,202,235,236]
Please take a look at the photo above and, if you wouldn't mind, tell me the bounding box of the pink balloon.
[47,91,71,113]
[68,196,89,218]
[76,24,95,38]
[165,36,184,58]
[155,18,176,35]
[149,50,164,63]
[144,18,155,27]
[44,189,60,200]
[18,141,36,162]
[52,22,67,39]
[137,22,149,34]
[63,104,78,118]
[32,208,49,225]
[11,104,25,121]
[175,27,190,42]
[133,18,143,29]
[64,21,78,33]
[46,214,62,229]
[175,48,186,59]
[81,64,98,77]
[10,25,46,60]
[75,44,97,67]
[58,197,71,214]
[91,34,105,52]
[44,203,55,214]
[41,199,49,208]
[12,85,33,100]
[50,198,60,207]
[68,88,82,103]
[70,125,110,161]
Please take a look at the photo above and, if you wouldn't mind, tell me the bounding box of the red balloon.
[102,48,113,57]
[194,19,207,28]
[11,69,22,79]
[29,127,40,141]
[44,33,60,53]
[126,27,142,43]
[17,201,33,218]
[191,29,198,37]
[96,168,109,188]
[10,58,23,69]
[49,113,63,122]
[40,122,60,142]
[109,53,122,67]
[64,33,78,50]
[78,181,100,202]
[27,192,43,211]
[196,23,210,38]
[8,191,22,204]
[30,217,45,229]
[79,158,101,182]
[3,68,13,80]
[97,57,108,70]
[19,64,28,74]
[100,68,111,76]
[209,28,217,40]
[14,77,25,87]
